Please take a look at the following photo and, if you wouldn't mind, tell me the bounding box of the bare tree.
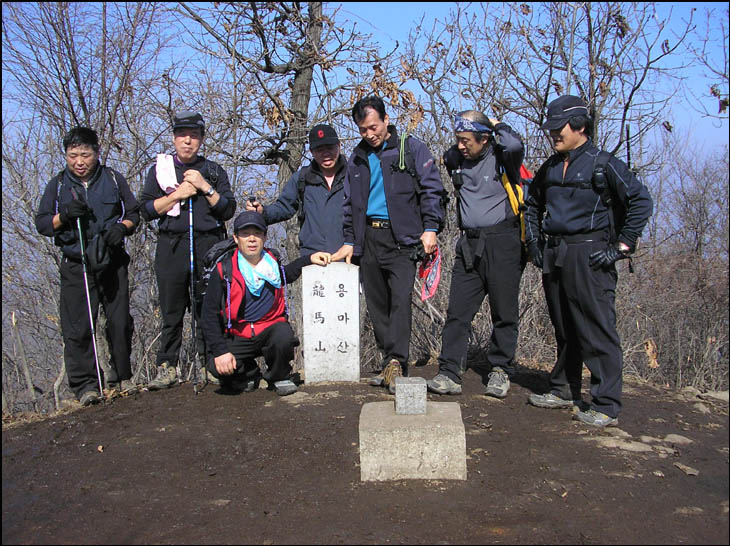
[682,6,730,118]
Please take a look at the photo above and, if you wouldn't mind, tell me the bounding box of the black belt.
[463,216,519,238]
[546,230,608,248]
[366,218,391,229]
[545,230,609,271]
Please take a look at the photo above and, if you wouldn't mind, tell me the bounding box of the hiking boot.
[573,408,619,427]
[79,390,100,407]
[120,379,138,394]
[527,392,576,409]
[147,363,178,390]
[427,373,462,395]
[484,367,510,399]
[242,378,260,393]
[273,379,298,397]
[383,359,403,394]
[368,371,385,387]
[197,367,219,386]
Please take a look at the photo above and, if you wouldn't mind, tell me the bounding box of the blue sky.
[332,2,729,150]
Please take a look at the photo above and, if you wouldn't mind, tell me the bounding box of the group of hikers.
[35,93,653,428]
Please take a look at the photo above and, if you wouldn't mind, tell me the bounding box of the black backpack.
[591,151,626,244]
[197,238,237,307]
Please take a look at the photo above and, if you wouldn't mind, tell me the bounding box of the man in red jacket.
[201,211,330,395]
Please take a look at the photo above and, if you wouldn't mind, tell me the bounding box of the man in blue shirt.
[334,96,444,393]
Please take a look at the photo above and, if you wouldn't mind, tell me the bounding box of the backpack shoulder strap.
[296,165,311,226]
[592,151,614,205]
[391,133,420,182]
[592,150,620,242]
[53,170,66,213]
[200,159,220,189]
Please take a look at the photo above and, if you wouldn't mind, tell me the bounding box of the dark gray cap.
[233,211,267,233]
[541,95,589,131]
[172,111,205,133]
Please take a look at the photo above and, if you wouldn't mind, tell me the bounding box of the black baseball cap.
[541,95,589,131]
[172,111,205,134]
[233,211,267,233]
[309,124,339,150]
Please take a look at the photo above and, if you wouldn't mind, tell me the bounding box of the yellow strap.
[501,173,526,242]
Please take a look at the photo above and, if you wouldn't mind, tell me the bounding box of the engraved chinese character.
[314,312,325,324]
[314,340,326,352]
[312,281,325,297]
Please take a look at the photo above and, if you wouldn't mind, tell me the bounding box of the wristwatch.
[617,242,631,255]
[205,186,215,197]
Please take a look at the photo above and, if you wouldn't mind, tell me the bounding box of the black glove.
[589,243,627,270]
[103,223,127,247]
[409,244,427,262]
[59,199,90,225]
[527,240,543,269]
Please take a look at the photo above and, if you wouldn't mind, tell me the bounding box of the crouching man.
[201,211,331,396]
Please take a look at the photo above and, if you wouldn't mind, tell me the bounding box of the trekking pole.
[189,197,202,392]
[73,191,104,398]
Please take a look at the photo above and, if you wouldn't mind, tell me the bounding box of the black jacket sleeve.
[493,123,525,185]
[524,160,551,244]
[282,254,313,284]
[35,175,61,238]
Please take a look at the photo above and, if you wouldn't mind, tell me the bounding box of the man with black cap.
[139,111,236,390]
[246,123,347,257]
[201,210,332,396]
[35,126,140,405]
[524,95,653,427]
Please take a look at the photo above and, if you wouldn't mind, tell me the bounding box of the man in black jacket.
[333,95,444,393]
[246,124,347,257]
[35,127,140,406]
[524,95,653,427]
[427,110,525,399]
[139,111,236,389]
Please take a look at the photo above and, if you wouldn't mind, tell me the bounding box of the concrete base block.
[359,401,467,481]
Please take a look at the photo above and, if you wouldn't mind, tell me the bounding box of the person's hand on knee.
[214,352,237,375]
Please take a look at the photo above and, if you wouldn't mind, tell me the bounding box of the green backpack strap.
[398,132,408,171]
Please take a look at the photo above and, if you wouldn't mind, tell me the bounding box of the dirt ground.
[2,363,728,545]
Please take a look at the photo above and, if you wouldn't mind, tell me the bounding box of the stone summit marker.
[359,377,467,481]
[302,262,360,383]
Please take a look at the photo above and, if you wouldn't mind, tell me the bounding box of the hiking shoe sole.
[79,390,101,407]
[273,380,298,396]
[528,393,576,409]
[573,409,619,427]
[368,374,385,387]
[427,374,462,395]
